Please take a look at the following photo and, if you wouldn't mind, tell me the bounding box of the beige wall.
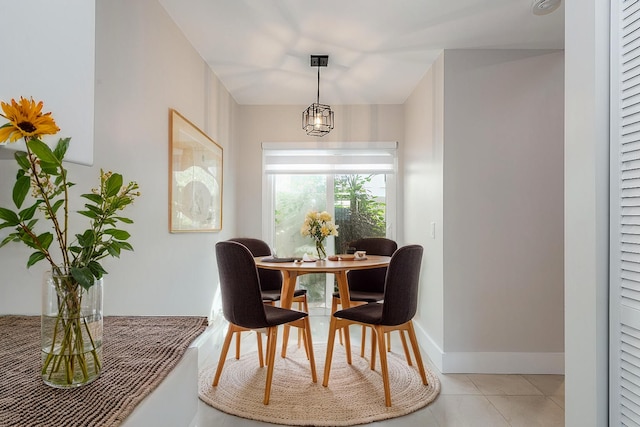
[444,49,564,354]
[0,0,239,317]
[403,54,445,360]
[0,0,95,164]
[404,49,565,373]
[93,0,240,316]
[235,105,405,239]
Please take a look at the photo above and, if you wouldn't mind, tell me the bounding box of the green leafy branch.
[0,137,140,290]
[71,170,139,289]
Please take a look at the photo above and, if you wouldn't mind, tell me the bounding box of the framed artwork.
[169,109,223,232]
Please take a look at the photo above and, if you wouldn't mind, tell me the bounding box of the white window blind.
[612,1,640,425]
[262,141,397,175]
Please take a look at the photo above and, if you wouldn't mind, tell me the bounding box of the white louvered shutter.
[612,1,640,426]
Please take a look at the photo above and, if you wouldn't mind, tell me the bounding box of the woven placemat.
[0,315,208,427]
[199,342,440,426]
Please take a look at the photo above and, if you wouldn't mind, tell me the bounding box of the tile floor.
[193,314,564,427]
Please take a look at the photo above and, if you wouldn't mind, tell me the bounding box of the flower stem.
[24,139,70,268]
[42,275,101,386]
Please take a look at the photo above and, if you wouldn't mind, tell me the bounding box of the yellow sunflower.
[0,97,60,144]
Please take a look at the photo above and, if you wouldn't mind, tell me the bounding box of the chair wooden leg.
[297,297,309,349]
[231,327,266,368]
[297,298,310,359]
[297,302,303,349]
[360,326,367,357]
[256,331,265,367]
[386,331,391,352]
[322,316,339,387]
[301,316,317,382]
[264,326,278,405]
[399,330,413,366]
[281,324,291,358]
[264,300,276,356]
[370,326,377,370]
[331,297,344,346]
[407,321,428,385]
[301,325,310,361]
[265,329,272,364]
[235,330,241,360]
[282,296,309,358]
[343,323,352,365]
[301,296,310,360]
[213,324,236,386]
[375,325,392,407]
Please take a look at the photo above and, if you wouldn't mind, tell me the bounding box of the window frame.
[261,142,397,310]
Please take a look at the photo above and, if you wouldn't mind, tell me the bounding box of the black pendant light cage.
[302,55,334,137]
[302,102,334,136]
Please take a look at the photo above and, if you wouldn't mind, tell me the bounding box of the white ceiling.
[158,0,564,106]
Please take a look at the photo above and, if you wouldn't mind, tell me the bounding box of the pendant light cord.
[316,66,320,104]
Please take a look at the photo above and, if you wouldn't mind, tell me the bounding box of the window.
[262,142,397,312]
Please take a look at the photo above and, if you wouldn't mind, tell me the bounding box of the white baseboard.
[412,321,565,374]
[412,321,445,372]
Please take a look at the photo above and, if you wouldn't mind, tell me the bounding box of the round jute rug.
[198,343,441,426]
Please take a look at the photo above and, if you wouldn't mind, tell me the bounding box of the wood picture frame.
[169,109,223,232]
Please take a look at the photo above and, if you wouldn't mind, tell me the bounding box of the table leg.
[280,270,298,358]
[280,270,297,309]
[335,271,352,365]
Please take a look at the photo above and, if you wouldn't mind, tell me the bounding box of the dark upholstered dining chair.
[213,240,317,405]
[228,237,309,361]
[323,244,427,407]
[331,237,402,358]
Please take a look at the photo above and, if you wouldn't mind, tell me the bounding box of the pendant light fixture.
[302,55,334,137]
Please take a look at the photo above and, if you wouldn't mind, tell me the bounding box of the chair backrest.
[380,244,424,326]
[348,238,398,256]
[215,241,270,329]
[228,237,283,292]
[346,238,398,293]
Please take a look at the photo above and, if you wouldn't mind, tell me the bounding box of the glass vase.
[41,271,103,388]
[315,240,327,260]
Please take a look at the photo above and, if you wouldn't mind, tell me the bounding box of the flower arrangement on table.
[0,97,140,387]
[300,210,338,260]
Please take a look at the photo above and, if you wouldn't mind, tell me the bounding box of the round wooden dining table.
[254,255,391,359]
